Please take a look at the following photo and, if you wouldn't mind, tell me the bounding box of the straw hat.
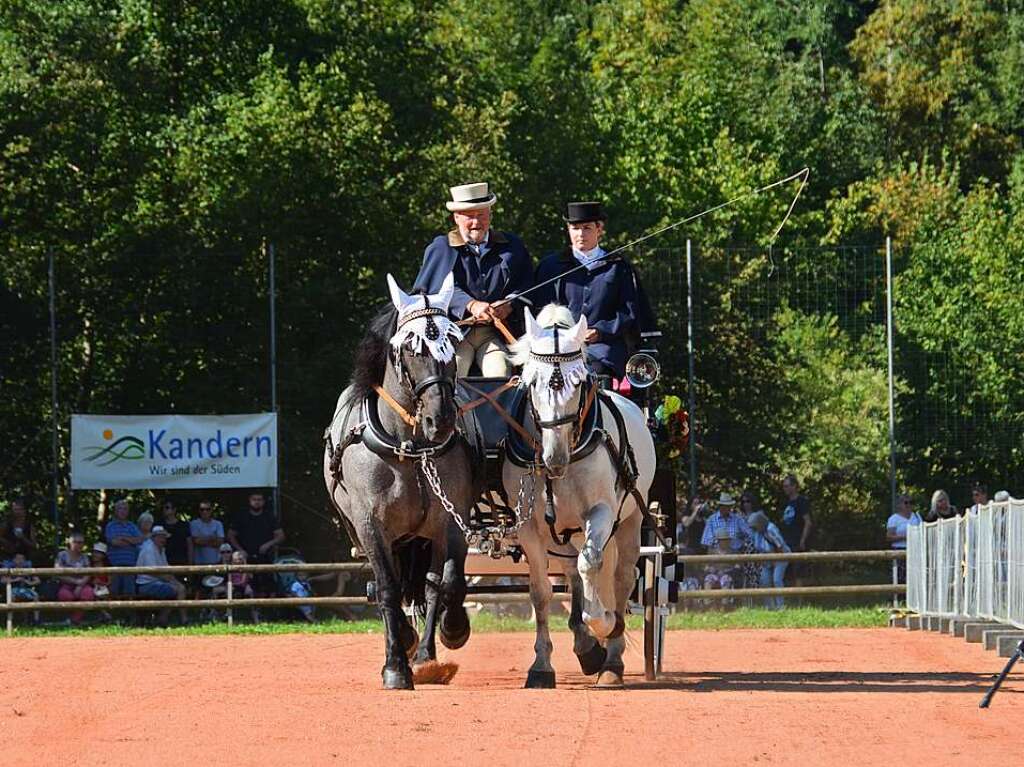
[717,492,736,506]
[91,542,108,555]
[446,182,497,212]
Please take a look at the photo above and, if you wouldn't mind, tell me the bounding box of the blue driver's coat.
[532,250,655,377]
[413,229,533,333]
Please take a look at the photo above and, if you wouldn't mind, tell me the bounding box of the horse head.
[513,305,589,478]
[386,272,462,443]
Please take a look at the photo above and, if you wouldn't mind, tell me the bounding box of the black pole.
[48,251,61,541]
[979,639,1023,708]
[267,241,281,521]
[686,240,697,498]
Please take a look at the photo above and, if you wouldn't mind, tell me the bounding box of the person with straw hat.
[531,201,656,378]
[699,492,754,554]
[413,181,534,377]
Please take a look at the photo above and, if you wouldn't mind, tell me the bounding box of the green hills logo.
[84,428,145,466]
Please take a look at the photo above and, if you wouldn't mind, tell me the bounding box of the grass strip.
[2,605,889,638]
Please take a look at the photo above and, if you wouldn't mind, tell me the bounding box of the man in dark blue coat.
[532,201,655,378]
[413,181,533,376]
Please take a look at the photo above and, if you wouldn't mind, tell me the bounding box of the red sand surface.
[2,628,1020,766]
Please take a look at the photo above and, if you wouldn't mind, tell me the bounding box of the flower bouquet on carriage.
[652,394,689,466]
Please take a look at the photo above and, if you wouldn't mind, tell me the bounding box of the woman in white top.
[887,494,922,583]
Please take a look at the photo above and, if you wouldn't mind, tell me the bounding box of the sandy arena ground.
[2,627,1020,766]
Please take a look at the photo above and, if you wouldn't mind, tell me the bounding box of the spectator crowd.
[1,491,288,626]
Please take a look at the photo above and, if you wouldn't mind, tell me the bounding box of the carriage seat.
[456,377,524,454]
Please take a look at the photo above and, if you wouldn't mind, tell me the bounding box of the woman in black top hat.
[532,201,654,378]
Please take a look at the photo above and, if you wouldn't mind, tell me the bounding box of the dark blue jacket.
[413,229,533,331]
[533,250,654,377]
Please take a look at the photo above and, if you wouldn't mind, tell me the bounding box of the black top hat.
[564,201,607,223]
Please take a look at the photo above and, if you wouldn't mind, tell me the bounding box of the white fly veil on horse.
[516,306,589,408]
[387,272,463,363]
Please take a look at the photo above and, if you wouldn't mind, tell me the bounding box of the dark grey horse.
[323,274,475,689]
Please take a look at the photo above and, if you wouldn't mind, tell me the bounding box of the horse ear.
[569,315,588,346]
[386,274,412,311]
[523,306,539,339]
[435,272,455,310]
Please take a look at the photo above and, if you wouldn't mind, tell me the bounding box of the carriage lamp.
[624,352,661,389]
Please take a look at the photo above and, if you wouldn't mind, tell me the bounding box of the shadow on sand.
[628,669,1021,695]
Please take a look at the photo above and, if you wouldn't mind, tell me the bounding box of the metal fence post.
[226,566,233,628]
[892,557,899,608]
[685,239,698,498]
[6,580,13,636]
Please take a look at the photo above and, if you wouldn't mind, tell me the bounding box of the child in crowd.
[89,543,111,598]
[2,552,41,623]
[230,550,255,599]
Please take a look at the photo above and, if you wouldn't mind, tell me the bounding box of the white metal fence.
[906,500,1024,628]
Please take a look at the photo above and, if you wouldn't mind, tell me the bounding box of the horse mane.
[345,301,399,407]
[509,303,579,367]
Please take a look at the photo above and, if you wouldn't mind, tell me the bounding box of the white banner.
[71,413,278,489]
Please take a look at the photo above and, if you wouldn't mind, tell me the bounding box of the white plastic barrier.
[907,500,1024,629]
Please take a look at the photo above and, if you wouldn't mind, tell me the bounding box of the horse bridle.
[388,299,456,424]
[527,323,587,432]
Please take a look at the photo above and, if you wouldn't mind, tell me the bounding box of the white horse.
[504,305,656,688]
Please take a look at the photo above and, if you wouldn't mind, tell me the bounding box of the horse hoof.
[382,667,415,690]
[524,669,556,689]
[594,668,624,689]
[439,607,471,650]
[576,642,607,676]
[584,611,616,640]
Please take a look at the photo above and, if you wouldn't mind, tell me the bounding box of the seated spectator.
[924,489,959,522]
[137,511,155,540]
[160,499,192,571]
[748,511,791,609]
[1,496,39,560]
[104,499,142,597]
[2,551,41,623]
[887,493,922,583]
[703,529,740,591]
[89,543,111,599]
[190,499,225,567]
[230,549,260,623]
[135,526,188,626]
[228,491,284,594]
[54,531,95,624]
[229,550,255,599]
[699,492,754,553]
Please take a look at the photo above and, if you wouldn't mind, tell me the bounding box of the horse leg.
[564,559,606,676]
[521,522,556,688]
[413,548,444,666]
[363,520,414,690]
[439,520,471,650]
[578,501,618,639]
[596,513,641,688]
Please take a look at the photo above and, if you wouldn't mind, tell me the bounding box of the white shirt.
[886,512,921,549]
[572,245,605,271]
[135,538,169,584]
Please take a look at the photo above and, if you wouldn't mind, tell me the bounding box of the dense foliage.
[4,0,1023,555]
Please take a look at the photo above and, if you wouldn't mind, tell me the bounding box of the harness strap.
[573,384,598,449]
[458,378,519,414]
[492,315,517,345]
[461,380,541,454]
[373,384,419,428]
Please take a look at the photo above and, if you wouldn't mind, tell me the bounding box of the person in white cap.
[413,181,534,376]
[136,525,188,625]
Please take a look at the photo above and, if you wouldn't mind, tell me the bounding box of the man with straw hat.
[413,181,534,377]
[700,492,754,553]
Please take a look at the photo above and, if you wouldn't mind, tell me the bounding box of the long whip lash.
[495,167,810,309]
